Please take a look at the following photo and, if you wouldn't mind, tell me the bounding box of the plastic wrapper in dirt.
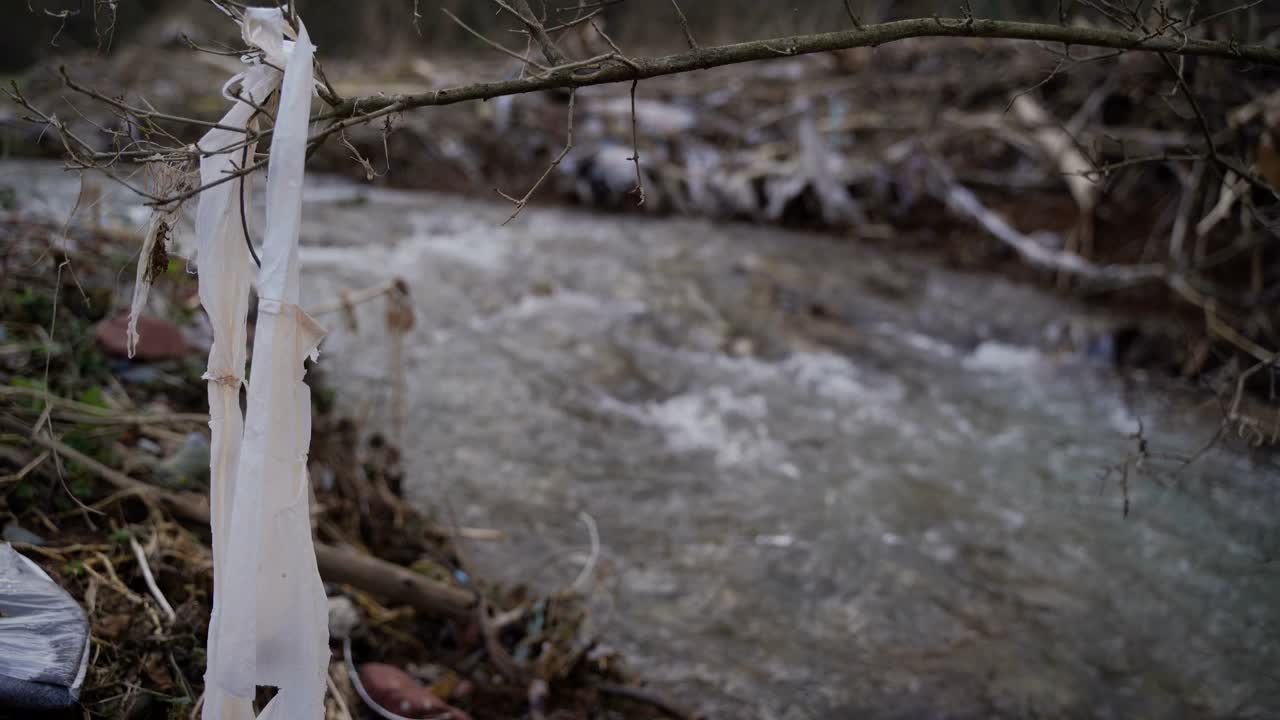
[0,543,90,709]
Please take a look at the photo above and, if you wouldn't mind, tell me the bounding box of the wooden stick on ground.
[129,534,177,623]
[599,683,703,720]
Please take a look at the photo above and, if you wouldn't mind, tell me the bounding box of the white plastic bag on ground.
[0,544,90,710]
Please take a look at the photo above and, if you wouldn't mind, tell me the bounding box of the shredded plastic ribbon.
[169,8,329,719]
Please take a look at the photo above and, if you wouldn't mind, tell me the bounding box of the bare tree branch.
[627,78,644,205]
[499,0,568,66]
[495,88,576,224]
[669,1,699,50]
[16,12,1280,209]
[842,0,862,29]
[331,18,1280,120]
[1158,51,1280,199]
[443,7,551,72]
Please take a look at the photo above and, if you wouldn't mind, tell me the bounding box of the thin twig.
[669,0,699,49]
[627,78,645,205]
[444,8,550,72]
[238,141,262,268]
[478,598,529,682]
[60,67,251,134]
[342,637,425,720]
[305,279,398,316]
[129,535,177,623]
[495,88,576,224]
[1170,276,1276,363]
[1188,0,1263,30]
[0,386,206,422]
[584,19,646,205]
[4,450,51,484]
[32,191,102,525]
[326,667,355,720]
[313,56,343,106]
[498,0,568,66]
[569,510,601,594]
[843,0,862,28]
[87,551,148,607]
[1159,51,1279,198]
[12,410,211,426]
[544,6,609,33]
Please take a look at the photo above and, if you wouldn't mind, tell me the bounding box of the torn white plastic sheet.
[126,207,175,358]
[177,8,328,719]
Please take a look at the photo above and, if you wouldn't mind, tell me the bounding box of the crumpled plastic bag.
[0,543,90,709]
[173,8,330,720]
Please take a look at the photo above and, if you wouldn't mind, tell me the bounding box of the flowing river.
[5,160,1279,718]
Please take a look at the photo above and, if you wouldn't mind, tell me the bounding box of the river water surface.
[6,161,1280,718]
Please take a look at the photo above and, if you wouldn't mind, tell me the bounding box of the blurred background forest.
[5,0,1278,71]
